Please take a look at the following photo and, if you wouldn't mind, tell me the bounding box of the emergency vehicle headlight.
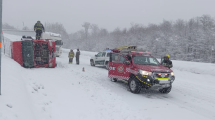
[139,69,152,76]
[171,72,174,76]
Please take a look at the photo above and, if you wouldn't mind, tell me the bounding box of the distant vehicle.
[108,50,175,94]
[41,32,63,57]
[11,37,56,68]
[90,50,113,69]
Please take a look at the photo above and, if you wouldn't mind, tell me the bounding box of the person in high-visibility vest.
[161,54,173,68]
[68,49,75,64]
[34,21,45,40]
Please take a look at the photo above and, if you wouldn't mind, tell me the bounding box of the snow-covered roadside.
[3,33,22,41]
[1,49,214,120]
[0,55,36,120]
[1,33,214,120]
[0,54,145,120]
[172,60,215,76]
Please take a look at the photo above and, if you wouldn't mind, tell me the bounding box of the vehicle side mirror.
[124,61,130,65]
[95,55,97,57]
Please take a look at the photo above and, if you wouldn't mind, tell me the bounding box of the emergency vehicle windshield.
[133,56,160,65]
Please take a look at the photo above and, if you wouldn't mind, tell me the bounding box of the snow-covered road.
[0,34,215,120]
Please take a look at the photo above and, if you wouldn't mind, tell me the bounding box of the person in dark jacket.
[161,54,173,69]
[76,49,80,65]
[34,21,45,40]
[68,49,75,64]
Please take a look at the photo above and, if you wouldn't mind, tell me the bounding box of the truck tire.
[128,76,141,94]
[105,61,109,70]
[110,78,117,82]
[159,85,172,94]
[90,59,95,66]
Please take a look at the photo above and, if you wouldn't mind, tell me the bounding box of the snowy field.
[0,34,215,120]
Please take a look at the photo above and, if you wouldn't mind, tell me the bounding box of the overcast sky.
[3,0,215,33]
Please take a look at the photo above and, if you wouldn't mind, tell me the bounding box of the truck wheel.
[128,76,141,94]
[90,60,95,66]
[111,78,117,82]
[159,85,172,94]
[105,62,109,70]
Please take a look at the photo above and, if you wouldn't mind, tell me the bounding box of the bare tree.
[82,22,91,39]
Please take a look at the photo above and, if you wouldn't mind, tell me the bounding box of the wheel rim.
[91,61,94,66]
[130,80,136,91]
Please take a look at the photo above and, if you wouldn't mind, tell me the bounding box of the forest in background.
[3,15,215,63]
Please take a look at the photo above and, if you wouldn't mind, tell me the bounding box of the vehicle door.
[108,53,131,80]
[94,52,106,65]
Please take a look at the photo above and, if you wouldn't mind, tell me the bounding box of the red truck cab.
[108,51,175,94]
[11,38,56,68]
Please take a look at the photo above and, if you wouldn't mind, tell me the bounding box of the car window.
[133,56,160,65]
[119,55,126,63]
[97,52,103,57]
[111,53,119,63]
[107,53,110,57]
[149,57,159,65]
[161,57,164,63]
[102,52,106,57]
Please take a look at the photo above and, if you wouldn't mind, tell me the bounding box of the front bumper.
[136,73,175,89]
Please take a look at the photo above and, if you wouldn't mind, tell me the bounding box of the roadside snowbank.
[3,33,22,41]
[172,60,215,76]
[0,55,35,120]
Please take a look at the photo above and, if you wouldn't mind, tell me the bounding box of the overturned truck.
[11,37,56,68]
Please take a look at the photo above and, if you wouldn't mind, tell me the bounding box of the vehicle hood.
[134,65,172,73]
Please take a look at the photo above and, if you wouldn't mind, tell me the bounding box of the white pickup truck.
[90,50,112,69]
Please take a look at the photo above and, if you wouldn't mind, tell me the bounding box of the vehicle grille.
[153,72,170,79]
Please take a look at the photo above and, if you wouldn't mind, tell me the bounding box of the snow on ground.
[3,33,23,41]
[0,34,215,120]
[172,60,215,76]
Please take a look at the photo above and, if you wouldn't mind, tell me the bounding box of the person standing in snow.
[68,49,75,64]
[161,54,173,69]
[34,21,45,40]
[76,49,80,65]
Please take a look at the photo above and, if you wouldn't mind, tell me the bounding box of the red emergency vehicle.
[108,50,175,94]
[11,36,56,68]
